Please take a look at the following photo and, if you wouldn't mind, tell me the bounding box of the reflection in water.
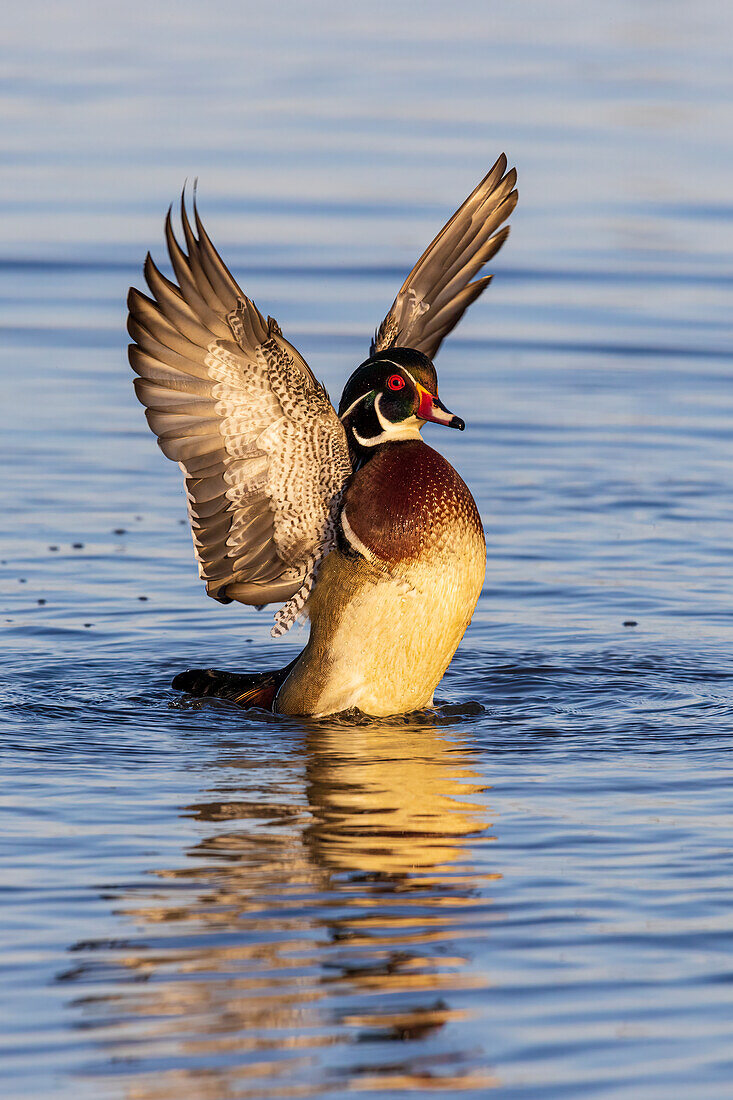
[64,717,500,1097]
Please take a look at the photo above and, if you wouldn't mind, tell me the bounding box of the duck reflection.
[66,714,500,1097]
[305,720,492,879]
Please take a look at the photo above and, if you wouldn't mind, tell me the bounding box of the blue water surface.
[2,2,733,1097]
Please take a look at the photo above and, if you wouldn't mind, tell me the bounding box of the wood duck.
[128,154,517,717]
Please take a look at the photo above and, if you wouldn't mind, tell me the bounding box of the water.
[2,1,733,1096]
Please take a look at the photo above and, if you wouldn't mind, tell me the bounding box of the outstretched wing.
[372,154,517,360]
[128,196,352,636]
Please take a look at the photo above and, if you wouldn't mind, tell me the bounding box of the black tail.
[172,655,299,710]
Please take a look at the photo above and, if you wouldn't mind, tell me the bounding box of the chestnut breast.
[341,439,485,564]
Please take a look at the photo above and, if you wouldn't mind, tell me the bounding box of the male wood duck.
[128,155,517,717]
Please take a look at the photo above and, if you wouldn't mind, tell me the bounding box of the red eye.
[387,374,405,391]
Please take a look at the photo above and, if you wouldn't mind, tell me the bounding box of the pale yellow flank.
[274,523,486,717]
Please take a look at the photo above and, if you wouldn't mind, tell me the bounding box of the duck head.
[338,348,464,454]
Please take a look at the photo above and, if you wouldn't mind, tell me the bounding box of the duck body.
[129,155,517,717]
[275,440,486,717]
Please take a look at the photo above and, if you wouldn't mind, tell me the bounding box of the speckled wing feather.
[372,154,517,360]
[128,196,352,636]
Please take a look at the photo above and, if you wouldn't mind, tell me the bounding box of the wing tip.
[493,151,508,177]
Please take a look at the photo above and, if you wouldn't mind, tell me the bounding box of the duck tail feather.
[172,655,299,710]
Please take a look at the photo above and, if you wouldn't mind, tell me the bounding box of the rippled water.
[3,2,733,1097]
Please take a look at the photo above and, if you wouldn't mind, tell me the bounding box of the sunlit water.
[2,2,733,1097]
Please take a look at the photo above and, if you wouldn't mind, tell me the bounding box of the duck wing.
[128,196,352,636]
[372,154,517,360]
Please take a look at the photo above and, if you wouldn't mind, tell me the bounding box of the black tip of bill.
[450,416,465,431]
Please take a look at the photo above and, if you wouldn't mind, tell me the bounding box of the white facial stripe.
[378,359,420,390]
[351,417,422,448]
[339,389,372,420]
[353,398,422,446]
[374,391,392,433]
[376,392,423,439]
[399,365,421,390]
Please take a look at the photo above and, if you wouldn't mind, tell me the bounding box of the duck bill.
[416,387,465,431]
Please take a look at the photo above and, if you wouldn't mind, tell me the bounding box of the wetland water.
[2,2,733,1096]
